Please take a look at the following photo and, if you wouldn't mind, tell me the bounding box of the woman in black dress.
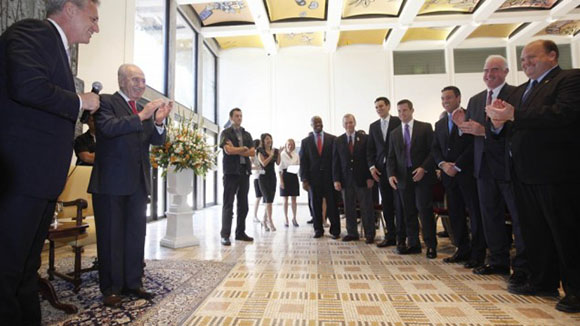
[258,133,280,231]
[279,139,300,227]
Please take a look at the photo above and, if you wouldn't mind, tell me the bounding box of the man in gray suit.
[454,55,527,287]
[387,99,437,259]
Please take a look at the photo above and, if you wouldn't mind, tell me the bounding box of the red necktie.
[316,134,322,155]
[128,100,138,115]
[348,135,354,154]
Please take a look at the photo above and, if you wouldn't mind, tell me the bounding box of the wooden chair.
[48,165,97,293]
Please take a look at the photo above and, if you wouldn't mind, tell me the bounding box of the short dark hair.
[253,139,261,148]
[541,39,559,60]
[229,107,241,118]
[374,97,390,106]
[397,99,413,110]
[260,133,272,149]
[441,86,461,97]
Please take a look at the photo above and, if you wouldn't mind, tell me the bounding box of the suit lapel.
[46,20,74,91]
[114,92,134,116]
[524,67,560,106]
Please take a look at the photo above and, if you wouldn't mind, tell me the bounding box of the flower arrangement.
[150,113,218,177]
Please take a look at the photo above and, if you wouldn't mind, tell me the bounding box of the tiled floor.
[45,205,580,325]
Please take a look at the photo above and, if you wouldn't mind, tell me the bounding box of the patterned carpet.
[40,258,235,326]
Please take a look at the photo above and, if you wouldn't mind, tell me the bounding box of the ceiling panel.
[536,20,580,36]
[419,0,482,15]
[401,27,455,42]
[467,23,522,39]
[338,29,389,46]
[277,32,324,47]
[265,0,327,22]
[342,0,404,18]
[498,0,559,10]
[215,35,263,49]
[192,1,254,26]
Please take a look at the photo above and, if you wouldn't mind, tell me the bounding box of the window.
[204,131,217,206]
[134,0,167,93]
[516,43,572,71]
[202,45,217,121]
[393,50,446,75]
[175,12,197,110]
[454,48,507,73]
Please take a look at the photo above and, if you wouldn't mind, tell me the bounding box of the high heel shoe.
[262,221,270,232]
[269,220,276,232]
[284,221,289,227]
[292,219,299,227]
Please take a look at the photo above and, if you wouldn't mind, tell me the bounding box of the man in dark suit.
[89,64,172,307]
[333,114,375,243]
[432,86,485,266]
[487,40,580,312]
[219,108,255,246]
[387,99,437,259]
[300,116,340,239]
[0,1,100,324]
[368,97,404,247]
[455,55,527,283]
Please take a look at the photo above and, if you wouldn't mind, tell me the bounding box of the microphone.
[79,81,102,123]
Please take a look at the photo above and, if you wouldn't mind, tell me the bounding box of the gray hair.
[484,55,508,70]
[342,113,356,124]
[46,0,100,16]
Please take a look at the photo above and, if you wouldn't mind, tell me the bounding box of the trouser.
[398,174,436,249]
[0,194,55,326]
[342,184,375,240]
[379,170,405,243]
[92,175,148,295]
[310,179,340,236]
[221,166,250,238]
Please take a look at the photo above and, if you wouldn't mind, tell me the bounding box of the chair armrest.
[60,199,88,225]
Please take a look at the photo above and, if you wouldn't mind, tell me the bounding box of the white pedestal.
[160,167,199,248]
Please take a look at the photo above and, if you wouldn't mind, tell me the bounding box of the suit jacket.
[0,19,80,199]
[387,120,436,189]
[299,131,336,187]
[219,126,253,175]
[333,130,372,188]
[88,92,165,196]
[432,109,474,187]
[367,116,401,172]
[465,84,515,180]
[503,67,580,184]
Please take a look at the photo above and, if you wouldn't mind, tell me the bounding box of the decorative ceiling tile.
[499,0,559,10]
[215,35,263,49]
[401,27,455,42]
[467,23,522,39]
[277,32,324,47]
[419,0,482,15]
[192,1,254,26]
[265,0,326,22]
[338,29,389,46]
[342,0,404,18]
[536,20,580,36]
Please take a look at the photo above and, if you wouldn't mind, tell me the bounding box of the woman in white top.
[278,139,300,227]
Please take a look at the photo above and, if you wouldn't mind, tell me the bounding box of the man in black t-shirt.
[74,115,96,166]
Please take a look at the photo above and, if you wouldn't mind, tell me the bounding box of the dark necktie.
[128,100,138,114]
[486,89,493,106]
[316,133,322,155]
[522,80,537,103]
[404,123,412,168]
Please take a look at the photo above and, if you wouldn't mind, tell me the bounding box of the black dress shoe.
[124,287,154,300]
[398,245,421,255]
[443,250,470,264]
[556,294,580,313]
[365,238,375,244]
[377,239,396,248]
[235,234,254,241]
[473,264,510,275]
[103,294,122,308]
[508,282,559,297]
[426,247,437,259]
[313,232,323,238]
[342,235,359,242]
[307,219,314,224]
[330,234,341,240]
[395,245,407,255]
[221,237,231,246]
[508,271,528,286]
[463,260,483,269]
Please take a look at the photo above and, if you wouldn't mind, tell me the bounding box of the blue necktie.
[404,124,412,168]
[447,113,453,134]
[522,80,537,103]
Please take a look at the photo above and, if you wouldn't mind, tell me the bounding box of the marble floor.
[44,204,580,326]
